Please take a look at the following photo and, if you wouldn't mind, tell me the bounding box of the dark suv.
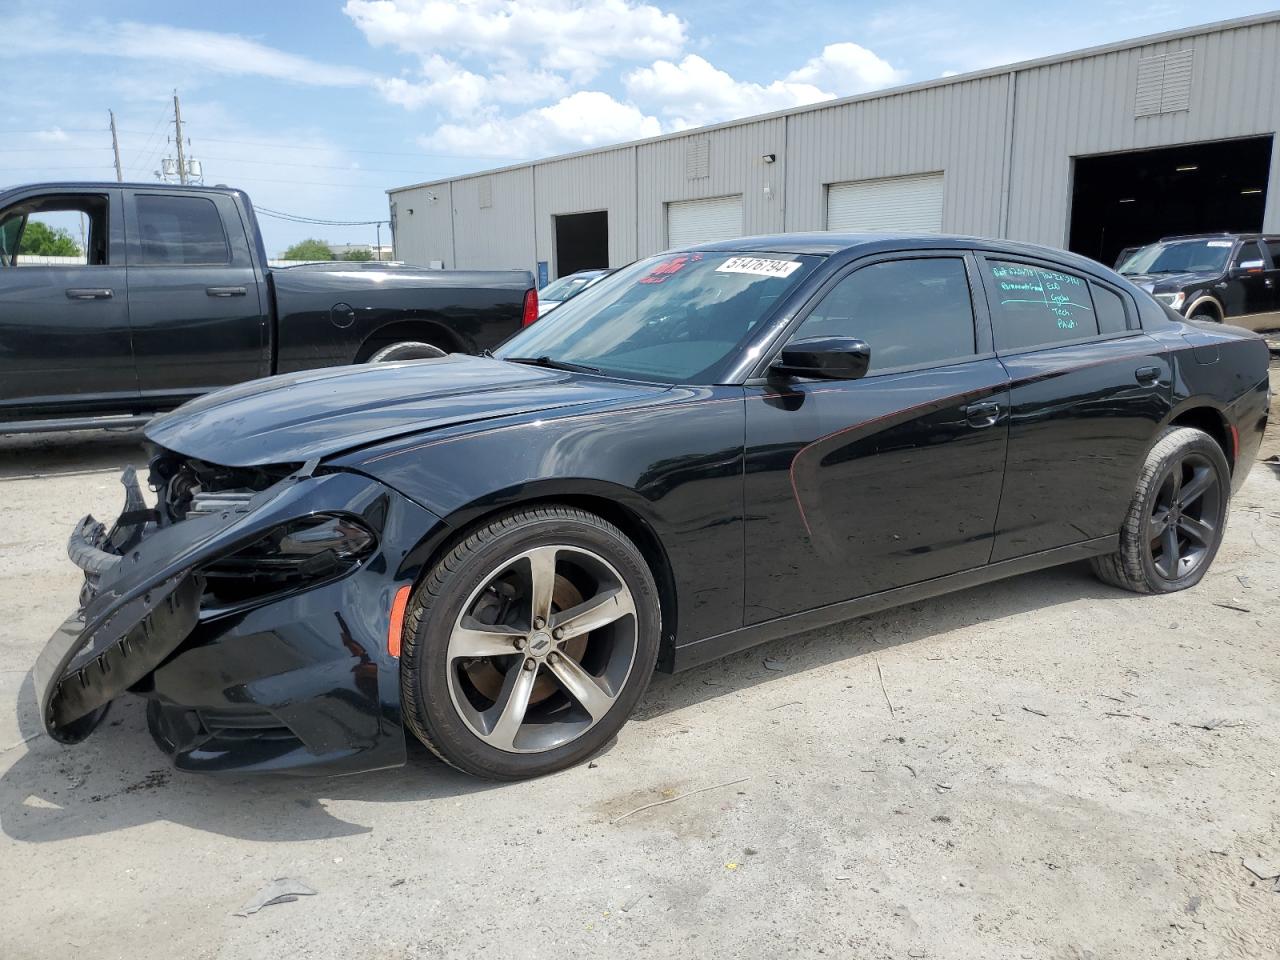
[1116,233,1280,331]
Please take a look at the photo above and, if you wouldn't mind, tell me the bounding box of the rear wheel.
[367,341,448,362]
[400,505,660,780]
[1091,426,1230,594]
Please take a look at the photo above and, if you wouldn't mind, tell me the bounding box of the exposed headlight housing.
[201,514,377,605]
[1154,292,1186,311]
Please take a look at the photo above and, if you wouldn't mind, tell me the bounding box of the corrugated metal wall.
[783,75,1010,236]
[1006,17,1280,245]
[389,15,1280,274]
[533,146,637,271]
[636,117,786,255]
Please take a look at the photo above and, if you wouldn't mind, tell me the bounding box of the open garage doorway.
[553,211,608,277]
[1068,136,1272,267]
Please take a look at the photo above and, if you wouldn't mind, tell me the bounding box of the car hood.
[1122,271,1218,294]
[145,355,664,467]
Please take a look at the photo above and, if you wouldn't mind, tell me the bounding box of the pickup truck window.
[136,194,229,265]
[0,194,109,267]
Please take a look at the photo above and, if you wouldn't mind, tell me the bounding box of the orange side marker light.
[388,585,412,658]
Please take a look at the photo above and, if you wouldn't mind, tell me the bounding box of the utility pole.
[376,223,381,261]
[109,110,123,182]
[172,91,188,185]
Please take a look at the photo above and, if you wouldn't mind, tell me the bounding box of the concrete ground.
[2,365,1278,960]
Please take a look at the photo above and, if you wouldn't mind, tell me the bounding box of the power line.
[256,205,388,225]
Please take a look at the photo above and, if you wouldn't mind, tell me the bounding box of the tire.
[1090,426,1230,594]
[1188,310,1220,324]
[367,341,448,362]
[400,505,661,780]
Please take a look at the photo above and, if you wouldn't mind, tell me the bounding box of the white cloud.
[426,90,661,159]
[32,127,71,143]
[785,42,907,95]
[344,0,687,81]
[626,44,906,130]
[625,54,831,130]
[376,55,568,114]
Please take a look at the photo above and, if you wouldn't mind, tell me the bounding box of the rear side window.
[1265,239,1280,265]
[792,257,976,373]
[1090,283,1130,334]
[136,195,229,265]
[984,259,1099,351]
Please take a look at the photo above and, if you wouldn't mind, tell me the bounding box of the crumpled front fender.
[35,467,435,746]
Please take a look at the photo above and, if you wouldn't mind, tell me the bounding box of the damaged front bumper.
[34,463,447,775]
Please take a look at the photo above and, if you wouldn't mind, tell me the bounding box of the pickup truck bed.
[0,182,535,433]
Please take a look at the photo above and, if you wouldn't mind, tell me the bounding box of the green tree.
[281,238,334,261]
[19,221,81,257]
[343,248,374,261]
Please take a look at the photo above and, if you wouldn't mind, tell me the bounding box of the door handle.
[65,288,113,300]
[206,286,247,297]
[964,401,1000,428]
[1134,366,1160,385]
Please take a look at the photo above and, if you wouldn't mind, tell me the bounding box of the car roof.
[1157,232,1265,241]
[0,180,245,196]
[685,232,1112,274]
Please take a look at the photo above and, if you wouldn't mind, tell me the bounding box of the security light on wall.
[762,153,776,164]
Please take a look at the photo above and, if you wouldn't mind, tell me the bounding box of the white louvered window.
[1135,48,1195,117]
[666,195,744,248]
[826,173,944,234]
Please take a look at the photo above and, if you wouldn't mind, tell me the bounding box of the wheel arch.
[1184,295,1224,322]
[409,480,682,671]
[1165,402,1235,473]
[353,316,467,362]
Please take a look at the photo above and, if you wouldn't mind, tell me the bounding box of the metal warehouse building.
[387,12,1280,279]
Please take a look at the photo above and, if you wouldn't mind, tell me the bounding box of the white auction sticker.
[1207,240,1233,247]
[715,256,802,278]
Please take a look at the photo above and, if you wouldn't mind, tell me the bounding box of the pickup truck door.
[0,189,138,424]
[123,189,268,402]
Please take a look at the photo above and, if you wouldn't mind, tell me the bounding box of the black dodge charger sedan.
[36,234,1271,780]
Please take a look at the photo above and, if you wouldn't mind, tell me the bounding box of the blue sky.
[2,0,1274,255]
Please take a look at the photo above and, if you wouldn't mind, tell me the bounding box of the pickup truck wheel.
[399,505,661,780]
[367,341,448,362]
[1090,426,1229,594]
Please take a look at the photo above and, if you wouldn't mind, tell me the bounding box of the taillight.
[521,287,538,326]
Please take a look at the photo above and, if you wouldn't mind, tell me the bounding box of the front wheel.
[1091,426,1230,594]
[400,505,661,780]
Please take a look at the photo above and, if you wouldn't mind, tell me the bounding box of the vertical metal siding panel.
[533,147,636,273]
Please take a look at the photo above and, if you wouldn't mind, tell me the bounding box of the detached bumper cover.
[34,467,447,774]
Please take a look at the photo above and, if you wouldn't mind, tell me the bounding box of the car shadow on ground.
[1,559,1144,846]
[0,429,147,480]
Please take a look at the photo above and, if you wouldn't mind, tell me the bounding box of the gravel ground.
[1,364,1277,960]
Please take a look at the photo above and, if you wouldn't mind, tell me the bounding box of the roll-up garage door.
[826,173,944,233]
[666,195,744,248]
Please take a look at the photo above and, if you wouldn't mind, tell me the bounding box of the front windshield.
[1117,239,1233,276]
[539,273,599,302]
[499,251,822,384]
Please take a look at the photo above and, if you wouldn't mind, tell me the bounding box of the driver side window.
[790,257,977,373]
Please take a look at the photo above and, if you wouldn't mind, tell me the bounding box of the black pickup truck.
[0,182,536,433]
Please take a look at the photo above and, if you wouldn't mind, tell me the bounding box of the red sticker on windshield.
[639,253,702,284]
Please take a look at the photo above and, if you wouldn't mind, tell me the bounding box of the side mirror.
[1232,259,1265,277]
[771,336,871,381]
